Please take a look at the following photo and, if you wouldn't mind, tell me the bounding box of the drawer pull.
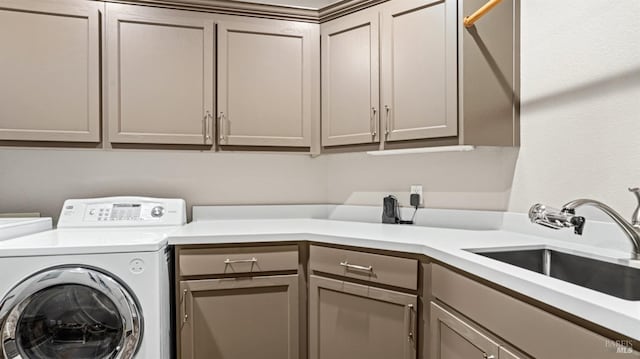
[406,304,415,342]
[340,261,373,272]
[224,257,258,265]
[182,289,189,323]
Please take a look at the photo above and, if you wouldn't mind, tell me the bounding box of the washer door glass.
[0,267,142,359]
[17,284,123,358]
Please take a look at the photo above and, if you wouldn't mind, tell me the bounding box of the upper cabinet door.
[217,20,313,147]
[321,10,379,147]
[0,0,101,142]
[381,0,457,142]
[106,4,214,145]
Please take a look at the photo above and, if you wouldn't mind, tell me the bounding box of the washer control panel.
[58,197,186,228]
[84,203,162,222]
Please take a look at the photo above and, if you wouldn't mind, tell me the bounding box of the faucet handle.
[629,188,640,227]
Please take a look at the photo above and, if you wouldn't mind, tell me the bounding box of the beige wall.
[0,148,327,220]
[325,148,518,210]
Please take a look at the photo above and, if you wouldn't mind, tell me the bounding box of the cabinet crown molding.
[104,0,388,22]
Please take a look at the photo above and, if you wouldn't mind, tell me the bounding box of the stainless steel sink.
[470,248,640,301]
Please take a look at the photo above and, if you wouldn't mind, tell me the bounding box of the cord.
[399,202,419,225]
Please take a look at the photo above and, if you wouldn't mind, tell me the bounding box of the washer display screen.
[111,204,142,220]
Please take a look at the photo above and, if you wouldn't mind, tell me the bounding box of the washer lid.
[0,267,142,359]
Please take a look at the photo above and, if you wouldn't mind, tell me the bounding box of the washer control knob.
[151,206,165,218]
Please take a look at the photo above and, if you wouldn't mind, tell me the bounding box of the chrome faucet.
[529,188,640,259]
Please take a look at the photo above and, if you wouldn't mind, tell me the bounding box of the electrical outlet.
[410,185,423,205]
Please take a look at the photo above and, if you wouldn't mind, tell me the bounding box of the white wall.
[0,148,327,220]
[508,0,640,215]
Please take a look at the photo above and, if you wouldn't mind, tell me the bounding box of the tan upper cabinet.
[320,0,457,148]
[217,20,315,147]
[0,0,101,142]
[106,3,214,145]
[380,0,457,142]
[321,9,380,147]
[320,0,519,150]
[459,0,519,146]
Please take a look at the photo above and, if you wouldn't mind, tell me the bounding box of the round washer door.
[0,267,142,359]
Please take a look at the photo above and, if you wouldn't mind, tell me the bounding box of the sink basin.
[471,248,640,301]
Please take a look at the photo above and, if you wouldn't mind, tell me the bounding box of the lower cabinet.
[174,244,639,359]
[309,275,417,359]
[179,275,299,359]
[430,301,526,359]
[175,244,301,359]
[431,264,640,359]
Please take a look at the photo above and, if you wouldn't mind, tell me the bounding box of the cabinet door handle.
[370,107,378,137]
[384,105,391,138]
[182,289,189,323]
[483,355,495,359]
[339,261,373,272]
[406,304,415,342]
[218,112,227,143]
[224,257,258,265]
[204,111,212,143]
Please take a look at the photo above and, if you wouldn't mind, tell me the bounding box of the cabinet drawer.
[309,245,418,290]
[179,245,298,276]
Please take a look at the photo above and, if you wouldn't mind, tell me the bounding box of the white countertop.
[169,217,640,340]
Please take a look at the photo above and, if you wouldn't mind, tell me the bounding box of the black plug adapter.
[410,193,420,208]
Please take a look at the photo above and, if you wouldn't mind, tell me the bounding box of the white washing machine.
[0,197,186,359]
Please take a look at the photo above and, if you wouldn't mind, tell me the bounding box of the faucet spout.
[560,199,640,259]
